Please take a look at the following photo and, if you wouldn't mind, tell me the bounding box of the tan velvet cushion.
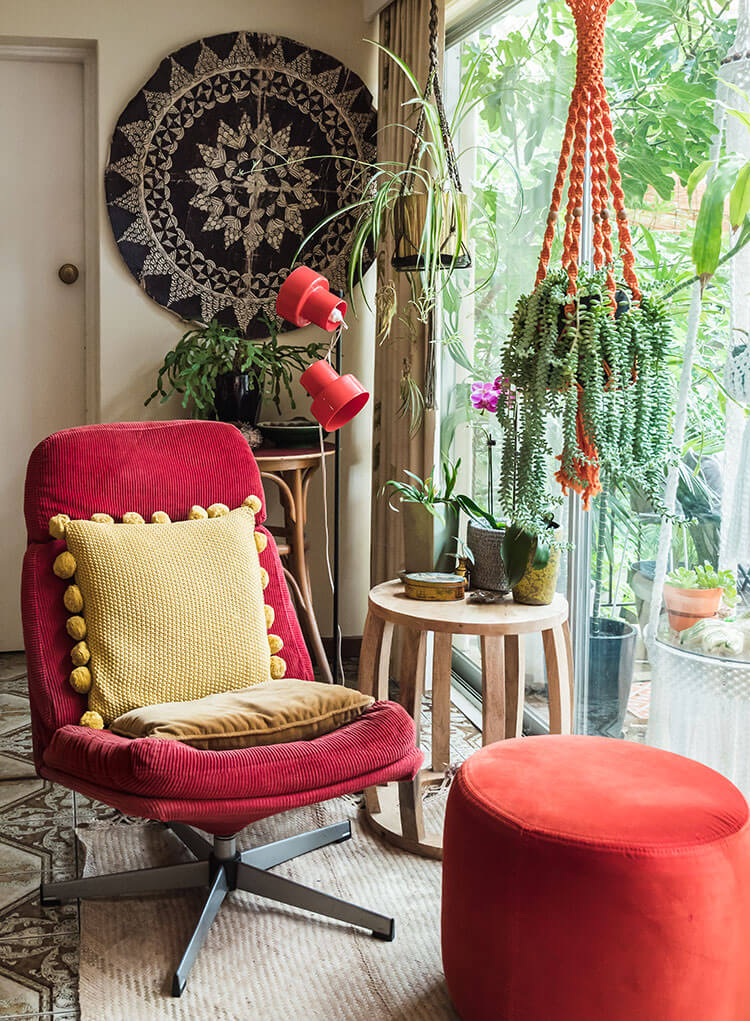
[110,679,375,750]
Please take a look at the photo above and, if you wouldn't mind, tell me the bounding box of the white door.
[0,56,87,651]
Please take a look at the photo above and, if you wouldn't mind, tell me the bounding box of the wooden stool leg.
[504,634,525,739]
[480,635,506,745]
[397,628,427,842]
[398,628,428,745]
[543,624,573,734]
[431,632,453,773]
[358,612,384,699]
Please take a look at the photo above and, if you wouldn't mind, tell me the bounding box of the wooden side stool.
[357,580,574,857]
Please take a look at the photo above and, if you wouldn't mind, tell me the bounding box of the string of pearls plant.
[499,268,674,537]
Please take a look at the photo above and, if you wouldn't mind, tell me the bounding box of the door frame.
[0,37,99,422]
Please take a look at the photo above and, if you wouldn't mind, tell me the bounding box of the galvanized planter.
[466,521,509,593]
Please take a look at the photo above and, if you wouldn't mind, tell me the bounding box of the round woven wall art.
[105,31,376,337]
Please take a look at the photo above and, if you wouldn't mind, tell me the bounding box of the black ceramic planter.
[587,616,637,738]
[214,372,263,424]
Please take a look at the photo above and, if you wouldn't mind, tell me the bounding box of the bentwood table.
[255,445,334,684]
[357,580,574,857]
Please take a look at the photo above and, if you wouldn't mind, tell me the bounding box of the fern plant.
[499,268,674,538]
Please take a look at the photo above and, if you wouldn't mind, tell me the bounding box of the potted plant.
[664,563,737,633]
[454,496,508,593]
[299,45,496,329]
[146,314,328,423]
[381,458,460,574]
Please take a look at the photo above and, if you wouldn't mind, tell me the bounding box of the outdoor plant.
[146,315,328,417]
[381,458,461,523]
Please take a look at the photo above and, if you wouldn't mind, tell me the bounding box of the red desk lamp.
[276,266,369,431]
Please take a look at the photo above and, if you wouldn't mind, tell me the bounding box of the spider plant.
[297,43,504,326]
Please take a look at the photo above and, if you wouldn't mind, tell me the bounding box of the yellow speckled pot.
[512,536,561,606]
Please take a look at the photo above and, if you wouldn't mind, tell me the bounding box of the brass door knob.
[58,263,79,285]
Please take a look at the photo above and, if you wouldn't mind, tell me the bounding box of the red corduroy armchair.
[22,421,422,995]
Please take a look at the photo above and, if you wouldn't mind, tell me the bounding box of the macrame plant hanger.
[537,0,640,509]
[392,0,470,272]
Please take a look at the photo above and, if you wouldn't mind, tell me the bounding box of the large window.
[443,0,744,738]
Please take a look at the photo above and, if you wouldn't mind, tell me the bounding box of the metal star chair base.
[41,819,395,997]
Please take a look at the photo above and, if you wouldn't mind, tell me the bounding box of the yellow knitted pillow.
[62,505,272,725]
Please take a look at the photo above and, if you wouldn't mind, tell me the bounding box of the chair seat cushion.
[43,699,416,801]
[110,679,374,749]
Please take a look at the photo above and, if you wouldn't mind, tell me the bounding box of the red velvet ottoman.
[442,736,750,1021]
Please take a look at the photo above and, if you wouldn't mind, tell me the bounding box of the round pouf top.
[441,736,750,1021]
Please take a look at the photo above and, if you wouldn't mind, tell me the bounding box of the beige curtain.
[370,0,445,585]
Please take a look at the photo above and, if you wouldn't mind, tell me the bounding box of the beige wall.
[2,0,377,637]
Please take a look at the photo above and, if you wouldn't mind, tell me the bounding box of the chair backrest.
[22,420,312,769]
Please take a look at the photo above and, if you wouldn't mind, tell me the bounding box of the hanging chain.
[400,0,463,197]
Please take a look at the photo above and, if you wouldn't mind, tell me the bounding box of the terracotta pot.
[663,585,722,632]
[512,538,561,606]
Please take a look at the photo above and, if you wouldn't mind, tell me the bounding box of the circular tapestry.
[105,31,376,337]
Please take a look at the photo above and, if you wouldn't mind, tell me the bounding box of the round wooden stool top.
[367,580,568,635]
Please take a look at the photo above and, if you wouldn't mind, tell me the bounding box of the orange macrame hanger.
[535,0,640,305]
[535,0,641,509]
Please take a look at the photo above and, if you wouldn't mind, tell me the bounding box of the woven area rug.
[77,795,458,1020]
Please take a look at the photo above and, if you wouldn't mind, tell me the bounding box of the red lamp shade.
[300,361,369,431]
[276,266,347,332]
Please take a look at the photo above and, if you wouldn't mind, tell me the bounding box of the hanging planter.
[392,191,471,273]
[497,0,673,538]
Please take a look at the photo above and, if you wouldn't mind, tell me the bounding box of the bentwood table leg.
[431,632,453,773]
[504,634,525,739]
[480,635,507,745]
[285,466,331,683]
[542,623,573,734]
[397,628,428,842]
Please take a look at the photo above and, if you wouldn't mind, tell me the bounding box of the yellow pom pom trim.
[91,513,114,525]
[207,503,230,518]
[151,511,171,524]
[254,531,268,554]
[268,634,284,655]
[70,641,90,667]
[264,604,275,629]
[122,512,145,525]
[243,495,262,514]
[70,666,92,694]
[260,567,269,589]
[63,584,84,613]
[66,615,87,641]
[270,655,287,679]
[188,505,208,520]
[80,710,103,729]
[53,551,77,579]
[49,514,70,540]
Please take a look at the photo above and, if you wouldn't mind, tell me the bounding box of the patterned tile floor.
[0,653,480,1019]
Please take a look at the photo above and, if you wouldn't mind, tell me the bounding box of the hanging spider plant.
[296,42,501,326]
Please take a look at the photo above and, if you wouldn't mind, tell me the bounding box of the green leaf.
[730,163,750,230]
[692,167,736,281]
[501,524,533,590]
[686,159,712,202]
